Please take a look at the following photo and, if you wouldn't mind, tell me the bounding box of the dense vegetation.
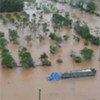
[70,0,96,13]
[0,0,23,12]
[52,13,72,28]
[0,0,99,68]
[74,20,100,45]
[1,49,17,68]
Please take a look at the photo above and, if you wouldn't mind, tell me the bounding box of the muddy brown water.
[0,0,100,100]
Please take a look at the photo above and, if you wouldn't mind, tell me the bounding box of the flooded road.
[0,0,100,100]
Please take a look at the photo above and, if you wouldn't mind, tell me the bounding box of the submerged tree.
[74,20,100,45]
[18,46,35,67]
[81,47,94,60]
[1,48,17,68]
[40,53,51,66]
[52,13,72,28]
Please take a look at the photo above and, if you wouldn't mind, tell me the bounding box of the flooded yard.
[0,0,100,100]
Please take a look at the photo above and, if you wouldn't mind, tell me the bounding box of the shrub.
[25,35,32,45]
[49,32,57,40]
[8,29,19,44]
[40,53,51,66]
[50,45,57,54]
[55,36,63,45]
[63,35,69,40]
[70,51,82,63]
[56,58,63,64]
[73,56,82,63]
[40,53,48,59]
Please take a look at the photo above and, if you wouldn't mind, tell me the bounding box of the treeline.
[0,0,23,12]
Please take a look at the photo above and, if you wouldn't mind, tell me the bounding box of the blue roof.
[47,72,61,81]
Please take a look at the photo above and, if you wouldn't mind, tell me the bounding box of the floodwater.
[0,0,100,100]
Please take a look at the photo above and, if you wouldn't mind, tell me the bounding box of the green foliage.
[19,46,35,67]
[1,48,17,68]
[8,29,19,44]
[40,53,51,66]
[0,38,8,49]
[40,53,48,59]
[50,45,57,54]
[70,0,96,13]
[73,56,82,63]
[52,13,72,28]
[49,32,57,40]
[55,36,63,45]
[41,58,51,66]
[81,47,94,60]
[90,35,100,45]
[74,20,100,45]
[0,31,4,38]
[86,0,96,13]
[0,0,23,12]
[74,20,90,40]
[70,51,82,63]
[25,35,32,44]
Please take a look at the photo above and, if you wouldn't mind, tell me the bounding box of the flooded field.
[0,0,100,100]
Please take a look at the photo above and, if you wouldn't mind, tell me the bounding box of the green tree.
[0,31,4,38]
[81,47,93,60]
[86,0,96,13]
[49,32,57,40]
[18,46,35,67]
[73,56,82,63]
[52,13,72,28]
[1,49,17,68]
[0,38,8,49]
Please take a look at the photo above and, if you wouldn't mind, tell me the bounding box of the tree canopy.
[0,0,23,12]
